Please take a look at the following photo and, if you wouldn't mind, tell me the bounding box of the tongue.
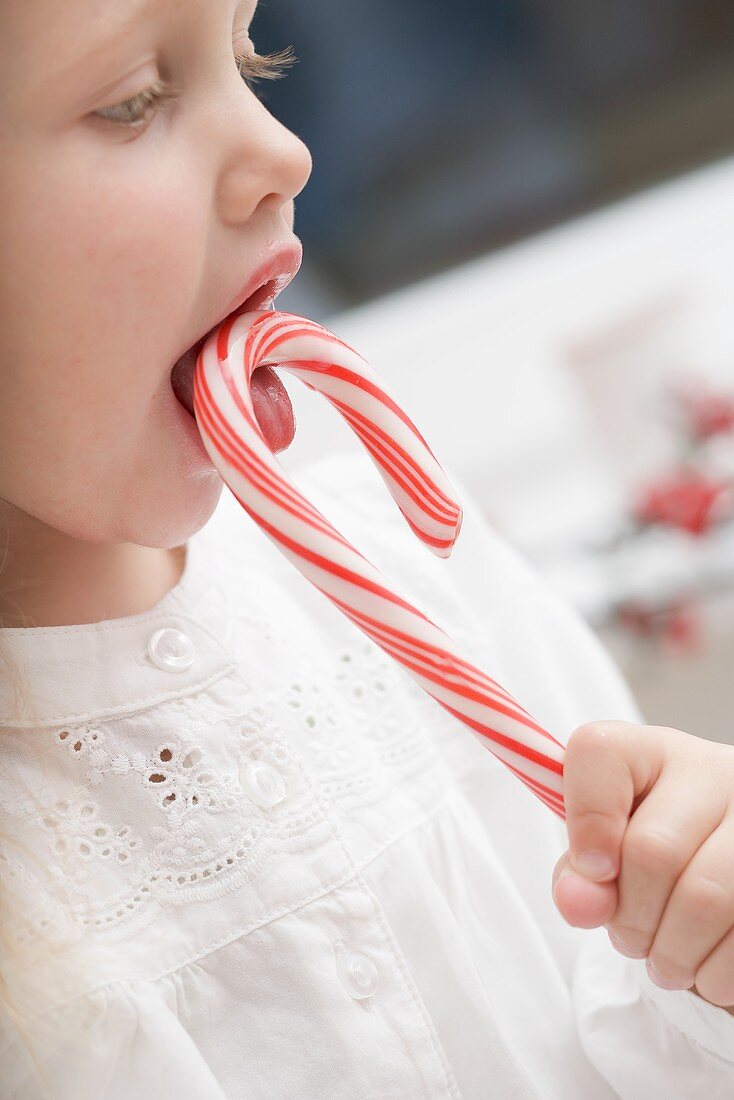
[171,348,295,453]
[170,345,198,416]
[250,365,296,453]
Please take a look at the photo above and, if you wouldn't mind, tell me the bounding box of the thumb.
[563,720,664,882]
[552,848,617,928]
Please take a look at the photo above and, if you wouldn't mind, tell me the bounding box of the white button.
[147,628,195,672]
[240,760,285,808]
[336,950,379,1000]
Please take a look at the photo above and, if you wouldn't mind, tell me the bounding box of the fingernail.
[608,933,648,960]
[646,959,689,991]
[573,850,616,881]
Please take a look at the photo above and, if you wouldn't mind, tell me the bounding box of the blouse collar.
[0,526,239,729]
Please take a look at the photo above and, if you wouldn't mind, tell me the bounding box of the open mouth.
[170,277,280,417]
[170,276,296,452]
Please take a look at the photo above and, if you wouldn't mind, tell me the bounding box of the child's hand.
[550,720,734,1010]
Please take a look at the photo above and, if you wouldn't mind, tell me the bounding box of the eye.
[92,42,298,131]
[93,79,178,128]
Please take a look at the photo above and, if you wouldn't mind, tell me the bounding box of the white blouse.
[1,450,733,1100]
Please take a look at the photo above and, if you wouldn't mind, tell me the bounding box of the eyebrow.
[50,0,168,83]
[89,0,169,46]
[27,0,258,106]
[110,0,166,33]
[61,0,257,73]
[96,0,258,40]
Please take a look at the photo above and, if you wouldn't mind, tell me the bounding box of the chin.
[128,476,225,550]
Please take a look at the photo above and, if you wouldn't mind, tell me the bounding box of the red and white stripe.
[193,309,566,819]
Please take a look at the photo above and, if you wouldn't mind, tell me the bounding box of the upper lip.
[180,239,303,362]
[224,239,303,317]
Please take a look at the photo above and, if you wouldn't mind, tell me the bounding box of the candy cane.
[193,309,566,820]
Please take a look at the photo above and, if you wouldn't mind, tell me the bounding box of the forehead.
[2,0,167,51]
[0,0,256,108]
[0,1,157,95]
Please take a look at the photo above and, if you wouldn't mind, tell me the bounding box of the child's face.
[0,0,311,549]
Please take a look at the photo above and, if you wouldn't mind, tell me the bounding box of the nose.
[215,75,313,227]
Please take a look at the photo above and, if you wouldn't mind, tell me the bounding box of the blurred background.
[252,0,734,745]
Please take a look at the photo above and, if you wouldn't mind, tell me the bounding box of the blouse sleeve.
[0,980,232,1100]
[439,458,734,1092]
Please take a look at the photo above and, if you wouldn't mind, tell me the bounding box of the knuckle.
[576,806,618,830]
[623,828,681,873]
[682,875,731,922]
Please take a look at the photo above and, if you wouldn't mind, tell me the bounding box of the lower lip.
[172,387,220,469]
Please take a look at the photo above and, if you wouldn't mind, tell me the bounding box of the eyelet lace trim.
[1,620,488,954]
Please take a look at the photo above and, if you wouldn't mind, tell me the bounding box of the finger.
[694,924,734,1008]
[644,818,734,992]
[552,850,617,929]
[607,752,727,961]
[563,720,666,883]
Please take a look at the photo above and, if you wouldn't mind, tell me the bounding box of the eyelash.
[96,45,297,128]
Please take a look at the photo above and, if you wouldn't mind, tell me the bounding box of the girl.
[2,1,734,1096]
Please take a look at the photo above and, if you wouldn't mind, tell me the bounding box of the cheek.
[3,126,206,356]
[1,139,206,398]
[43,153,205,372]
[0,137,220,545]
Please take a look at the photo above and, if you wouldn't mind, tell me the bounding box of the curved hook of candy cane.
[193,309,566,819]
